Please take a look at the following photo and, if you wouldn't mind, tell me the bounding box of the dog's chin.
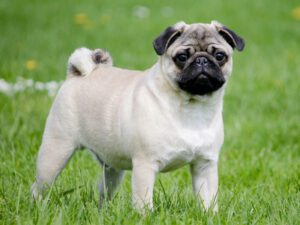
[177,73,225,96]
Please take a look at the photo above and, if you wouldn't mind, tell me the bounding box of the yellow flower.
[74,13,95,29]
[74,13,88,25]
[291,7,300,20]
[25,60,37,71]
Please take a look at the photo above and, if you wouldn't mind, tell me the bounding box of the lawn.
[0,0,299,224]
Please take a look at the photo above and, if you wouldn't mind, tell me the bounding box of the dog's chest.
[123,92,225,172]
[156,124,219,172]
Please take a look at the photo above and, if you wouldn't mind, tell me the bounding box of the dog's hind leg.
[31,138,76,200]
[31,116,77,200]
[97,158,124,205]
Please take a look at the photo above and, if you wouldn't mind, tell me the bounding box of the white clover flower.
[161,6,173,17]
[0,79,13,95]
[133,6,150,19]
[0,77,62,97]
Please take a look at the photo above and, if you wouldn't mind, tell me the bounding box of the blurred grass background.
[0,0,299,224]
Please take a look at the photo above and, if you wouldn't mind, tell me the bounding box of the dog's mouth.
[174,53,227,95]
[177,72,225,96]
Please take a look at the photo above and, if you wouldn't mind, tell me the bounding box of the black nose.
[195,56,208,66]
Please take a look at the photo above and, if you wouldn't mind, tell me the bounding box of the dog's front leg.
[190,159,218,212]
[131,158,157,211]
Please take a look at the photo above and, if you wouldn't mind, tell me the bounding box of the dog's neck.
[145,63,225,126]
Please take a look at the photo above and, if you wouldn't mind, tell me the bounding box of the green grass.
[1,0,300,224]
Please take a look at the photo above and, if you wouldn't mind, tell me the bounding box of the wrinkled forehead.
[174,24,231,52]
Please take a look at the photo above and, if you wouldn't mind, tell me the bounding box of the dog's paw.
[30,182,43,201]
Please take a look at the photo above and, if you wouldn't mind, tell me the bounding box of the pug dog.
[31,21,244,212]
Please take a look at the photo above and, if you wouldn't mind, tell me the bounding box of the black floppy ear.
[212,21,245,51]
[153,22,185,55]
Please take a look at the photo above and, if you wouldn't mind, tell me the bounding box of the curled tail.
[67,47,113,78]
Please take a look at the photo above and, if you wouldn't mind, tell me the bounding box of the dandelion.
[74,13,88,25]
[291,7,300,20]
[25,60,37,71]
[74,13,94,29]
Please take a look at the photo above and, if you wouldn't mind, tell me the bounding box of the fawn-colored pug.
[32,21,244,212]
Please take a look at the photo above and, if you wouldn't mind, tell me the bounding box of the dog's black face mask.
[175,52,226,95]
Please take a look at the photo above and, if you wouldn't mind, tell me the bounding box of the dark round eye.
[176,53,189,63]
[215,52,227,62]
